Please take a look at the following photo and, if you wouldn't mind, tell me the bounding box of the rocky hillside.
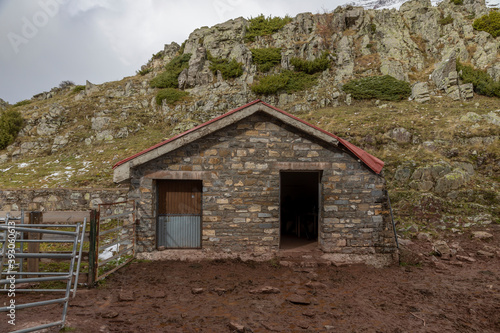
[0,0,499,236]
[349,0,500,10]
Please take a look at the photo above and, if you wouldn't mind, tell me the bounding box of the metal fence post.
[28,211,42,276]
[87,209,97,286]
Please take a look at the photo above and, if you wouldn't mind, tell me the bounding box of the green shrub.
[457,61,500,97]
[208,53,244,79]
[342,75,411,101]
[245,14,292,42]
[439,15,454,26]
[473,11,500,37]
[152,51,163,60]
[450,0,463,4]
[290,52,331,74]
[150,53,192,89]
[155,88,189,105]
[251,70,319,95]
[251,48,282,72]
[151,71,179,89]
[369,23,376,33]
[13,100,31,107]
[251,73,287,95]
[0,109,24,149]
[136,67,152,76]
[72,85,85,94]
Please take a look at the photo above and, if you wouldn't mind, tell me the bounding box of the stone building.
[113,100,397,265]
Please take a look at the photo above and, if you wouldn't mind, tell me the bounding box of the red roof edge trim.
[112,99,263,169]
[113,99,384,174]
[258,101,384,174]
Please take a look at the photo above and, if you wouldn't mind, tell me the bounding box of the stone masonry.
[129,112,396,257]
[0,188,128,212]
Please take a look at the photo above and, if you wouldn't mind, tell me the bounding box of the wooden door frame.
[278,170,322,249]
[155,179,203,249]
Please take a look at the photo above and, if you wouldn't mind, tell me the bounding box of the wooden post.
[87,209,98,286]
[28,211,42,275]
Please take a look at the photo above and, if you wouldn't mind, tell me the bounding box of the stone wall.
[0,188,128,211]
[130,112,396,257]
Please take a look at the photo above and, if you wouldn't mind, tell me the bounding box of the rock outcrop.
[0,98,9,110]
[132,0,499,113]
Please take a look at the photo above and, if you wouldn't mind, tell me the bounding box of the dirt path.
[2,226,499,333]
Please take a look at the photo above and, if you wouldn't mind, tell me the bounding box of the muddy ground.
[2,225,499,333]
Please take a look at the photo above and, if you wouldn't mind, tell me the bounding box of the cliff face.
[137,0,497,112]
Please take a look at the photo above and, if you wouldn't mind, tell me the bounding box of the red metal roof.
[113,99,384,174]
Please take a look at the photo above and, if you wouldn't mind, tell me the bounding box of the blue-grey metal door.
[157,180,202,248]
[158,215,201,248]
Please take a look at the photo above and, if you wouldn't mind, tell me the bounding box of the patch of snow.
[346,0,499,9]
[487,0,500,7]
[99,244,119,260]
[1,166,13,172]
[18,163,30,168]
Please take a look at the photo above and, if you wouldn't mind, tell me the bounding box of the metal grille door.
[157,180,202,248]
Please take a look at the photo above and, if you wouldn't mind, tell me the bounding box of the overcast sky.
[0,0,350,104]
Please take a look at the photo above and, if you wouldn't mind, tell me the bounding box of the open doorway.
[280,171,320,250]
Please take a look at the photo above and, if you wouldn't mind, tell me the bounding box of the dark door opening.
[157,180,202,249]
[280,171,320,249]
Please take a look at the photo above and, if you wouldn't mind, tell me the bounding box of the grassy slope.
[298,96,500,232]
[1,76,173,188]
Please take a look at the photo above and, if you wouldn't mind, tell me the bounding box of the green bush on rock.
[72,85,85,94]
[245,14,292,42]
[251,48,282,72]
[290,52,331,74]
[0,109,24,150]
[150,53,192,89]
[342,75,411,101]
[457,61,500,97]
[155,88,189,105]
[473,11,500,37]
[208,53,244,79]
